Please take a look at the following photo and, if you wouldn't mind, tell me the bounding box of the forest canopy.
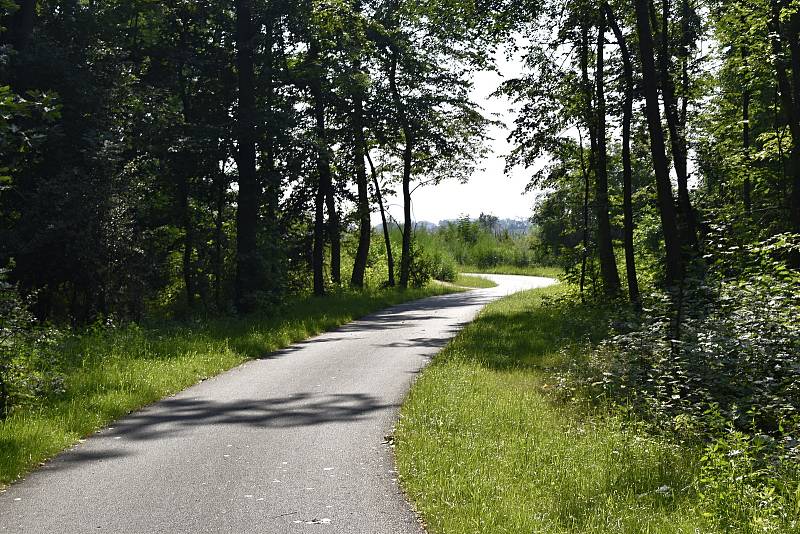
[2,1,800,528]
[0,0,506,322]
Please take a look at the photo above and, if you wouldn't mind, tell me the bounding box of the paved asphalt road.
[0,274,555,534]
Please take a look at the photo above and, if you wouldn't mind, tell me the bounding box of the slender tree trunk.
[594,11,622,296]
[742,41,752,216]
[263,17,281,288]
[313,176,326,296]
[307,39,340,291]
[769,2,800,241]
[367,151,395,287]
[234,0,261,312]
[679,0,691,129]
[578,132,590,303]
[214,169,225,310]
[325,184,341,285]
[389,48,413,288]
[606,3,641,306]
[636,0,685,285]
[657,0,698,249]
[579,24,596,299]
[769,2,797,139]
[350,84,371,288]
[177,80,195,310]
[0,372,9,420]
[399,144,412,289]
[788,10,800,234]
[309,42,331,296]
[179,175,194,309]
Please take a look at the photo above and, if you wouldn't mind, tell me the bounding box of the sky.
[378,46,538,225]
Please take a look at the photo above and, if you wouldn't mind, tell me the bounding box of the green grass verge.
[395,284,713,533]
[0,285,457,487]
[453,274,497,288]
[458,264,563,279]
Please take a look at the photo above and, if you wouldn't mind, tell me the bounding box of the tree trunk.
[606,2,641,306]
[263,17,281,288]
[578,132,590,303]
[325,186,341,285]
[769,2,800,241]
[742,41,752,216]
[234,0,261,312]
[366,151,395,287]
[579,25,596,298]
[309,41,331,296]
[307,39,340,290]
[399,141,412,289]
[350,85,371,288]
[313,175,326,296]
[635,0,685,285]
[214,169,225,310]
[179,174,194,309]
[788,10,800,234]
[594,10,622,296]
[657,0,698,250]
[177,77,195,311]
[679,0,690,127]
[389,48,413,288]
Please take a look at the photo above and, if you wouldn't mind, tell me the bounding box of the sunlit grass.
[0,285,457,487]
[459,264,563,279]
[453,274,497,288]
[395,285,714,533]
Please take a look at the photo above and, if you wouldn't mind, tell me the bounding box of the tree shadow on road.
[107,392,394,441]
[27,392,394,475]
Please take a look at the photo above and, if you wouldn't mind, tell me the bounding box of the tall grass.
[0,285,456,486]
[459,264,563,278]
[452,274,497,288]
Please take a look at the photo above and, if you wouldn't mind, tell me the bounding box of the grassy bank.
[453,274,498,288]
[0,285,456,487]
[458,264,563,279]
[395,285,714,533]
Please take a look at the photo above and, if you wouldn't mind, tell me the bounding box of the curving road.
[0,274,555,534]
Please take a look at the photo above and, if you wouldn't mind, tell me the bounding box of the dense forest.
[501,0,800,528]
[1,0,499,324]
[2,0,800,529]
[3,0,797,321]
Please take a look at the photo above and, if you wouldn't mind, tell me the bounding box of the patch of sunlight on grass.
[453,274,498,288]
[0,284,458,486]
[458,264,564,279]
[395,285,714,534]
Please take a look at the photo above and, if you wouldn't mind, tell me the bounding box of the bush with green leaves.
[571,234,800,436]
[550,233,800,530]
[0,269,63,418]
[399,238,457,287]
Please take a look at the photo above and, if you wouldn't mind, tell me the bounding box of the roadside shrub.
[401,240,433,288]
[400,239,457,287]
[573,235,800,437]
[551,233,800,530]
[0,268,64,418]
[427,249,457,282]
[470,239,502,268]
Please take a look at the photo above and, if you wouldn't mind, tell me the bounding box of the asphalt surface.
[0,274,556,534]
